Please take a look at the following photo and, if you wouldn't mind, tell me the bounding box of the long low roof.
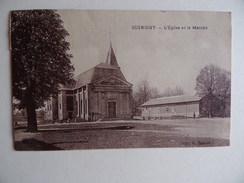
[141,95,202,107]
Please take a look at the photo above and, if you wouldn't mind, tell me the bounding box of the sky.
[58,10,231,95]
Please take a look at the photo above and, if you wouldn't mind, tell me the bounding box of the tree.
[195,64,231,116]
[132,79,185,115]
[132,79,156,115]
[133,79,151,107]
[133,79,185,108]
[161,86,185,97]
[149,87,162,99]
[173,86,185,96]
[11,10,74,132]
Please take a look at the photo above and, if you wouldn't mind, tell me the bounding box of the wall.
[44,100,53,120]
[141,102,199,119]
[90,89,132,120]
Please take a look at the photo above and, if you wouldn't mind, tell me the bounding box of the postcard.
[10,10,231,150]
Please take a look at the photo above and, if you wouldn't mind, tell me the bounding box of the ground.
[13,118,230,150]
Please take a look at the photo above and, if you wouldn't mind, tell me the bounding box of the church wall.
[58,91,67,120]
[84,86,89,120]
[73,92,78,118]
[75,91,79,117]
[58,92,63,120]
[45,85,132,122]
[74,87,88,121]
[57,90,75,121]
[89,86,132,121]
[80,89,84,119]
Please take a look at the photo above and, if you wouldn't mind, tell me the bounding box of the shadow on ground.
[15,139,63,151]
[38,125,134,132]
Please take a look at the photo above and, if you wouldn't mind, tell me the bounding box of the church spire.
[105,41,119,67]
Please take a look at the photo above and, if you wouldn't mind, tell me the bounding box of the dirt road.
[14,118,230,150]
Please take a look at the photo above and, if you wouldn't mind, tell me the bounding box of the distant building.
[140,94,226,120]
[44,43,133,122]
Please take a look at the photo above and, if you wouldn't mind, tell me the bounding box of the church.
[44,43,133,122]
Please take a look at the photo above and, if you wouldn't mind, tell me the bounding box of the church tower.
[105,42,119,67]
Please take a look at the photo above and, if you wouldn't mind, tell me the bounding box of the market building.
[44,43,133,122]
[140,94,226,120]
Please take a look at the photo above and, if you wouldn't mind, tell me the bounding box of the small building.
[44,43,133,122]
[140,94,225,120]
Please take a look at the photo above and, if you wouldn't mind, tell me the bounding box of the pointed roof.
[106,43,119,67]
[72,42,130,89]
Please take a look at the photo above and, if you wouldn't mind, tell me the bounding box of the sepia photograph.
[10,10,231,150]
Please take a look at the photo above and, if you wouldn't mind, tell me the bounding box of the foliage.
[11,10,74,131]
[11,10,74,108]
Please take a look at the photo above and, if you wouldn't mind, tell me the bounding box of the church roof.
[74,67,95,88]
[74,44,128,89]
[141,95,202,107]
[105,43,119,67]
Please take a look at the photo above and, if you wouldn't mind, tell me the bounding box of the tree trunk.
[25,93,38,132]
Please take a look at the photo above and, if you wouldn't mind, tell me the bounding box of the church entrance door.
[108,102,116,118]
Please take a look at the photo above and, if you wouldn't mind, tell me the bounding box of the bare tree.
[133,79,151,106]
[149,87,162,99]
[133,79,185,112]
[195,64,231,99]
[162,87,172,97]
[162,86,185,97]
[174,86,185,96]
[215,70,231,101]
[133,79,185,106]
